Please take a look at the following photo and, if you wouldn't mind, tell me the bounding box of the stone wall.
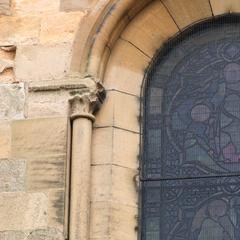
[0,1,86,239]
[1,0,240,240]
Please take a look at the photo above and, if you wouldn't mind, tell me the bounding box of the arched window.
[142,15,240,240]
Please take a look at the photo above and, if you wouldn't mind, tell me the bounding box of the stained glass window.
[142,15,240,240]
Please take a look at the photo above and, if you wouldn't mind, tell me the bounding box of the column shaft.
[69,118,92,240]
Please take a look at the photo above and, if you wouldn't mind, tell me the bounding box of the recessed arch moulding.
[69,0,240,240]
[71,0,240,85]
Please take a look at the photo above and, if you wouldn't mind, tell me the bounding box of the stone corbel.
[68,78,105,240]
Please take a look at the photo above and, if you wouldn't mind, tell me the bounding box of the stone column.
[68,83,105,240]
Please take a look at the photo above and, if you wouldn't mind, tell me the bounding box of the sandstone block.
[0,83,25,120]
[162,0,212,29]
[11,117,69,191]
[122,0,179,57]
[210,0,240,15]
[0,231,27,240]
[92,127,139,169]
[0,46,16,84]
[0,121,11,158]
[27,228,64,240]
[0,159,26,192]
[47,189,65,231]
[40,12,85,45]
[15,44,72,82]
[91,165,138,206]
[61,0,97,11]
[90,202,137,240]
[91,165,111,202]
[104,39,149,96]
[27,90,70,118]
[14,0,60,15]
[110,204,138,240]
[95,90,140,133]
[0,192,48,231]
[0,16,40,45]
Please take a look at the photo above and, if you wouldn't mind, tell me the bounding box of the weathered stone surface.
[0,83,25,120]
[0,230,27,240]
[90,202,137,240]
[40,12,85,44]
[92,127,139,169]
[15,44,72,82]
[61,0,97,10]
[14,0,60,15]
[91,165,138,206]
[47,189,65,231]
[0,16,40,45]
[0,0,11,15]
[27,228,64,240]
[210,0,240,15]
[27,90,69,118]
[163,0,212,29]
[0,192,48,231]
[122,0,179,57]
[0,159,26,192]
[11,117,68,191]
[0,121,11,159]
[104,39,149,96]
[95,90,140,133]
[110,204,138,240]
[0,46,16,83]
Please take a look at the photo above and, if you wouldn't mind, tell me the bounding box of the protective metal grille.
[142,15,240,240]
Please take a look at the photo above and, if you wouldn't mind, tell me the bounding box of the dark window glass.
[142,15,240,240]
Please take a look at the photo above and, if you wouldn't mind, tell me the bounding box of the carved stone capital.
[69,80,105,122]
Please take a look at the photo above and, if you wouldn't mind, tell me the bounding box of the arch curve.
[71,0,240,83]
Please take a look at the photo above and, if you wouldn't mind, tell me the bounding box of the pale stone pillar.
[68,83,105,240]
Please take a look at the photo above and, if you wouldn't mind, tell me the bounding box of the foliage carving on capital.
[69,82,105,121]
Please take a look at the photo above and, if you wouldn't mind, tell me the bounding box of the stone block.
[61,0,97,11]
[111,166,138,206]
[40,12,86,45]
[27,90,70,118]
[92,127,113,166]
[15,44,72,82]
[14,0,60,15]
[210,0,240,15]
[90,202,137,240]
[0,192,48,231]
[0,159,26,192]
[11,117,69,191]
[122,0,179,57]
[0,121,11,159]
[104,39,149,96]
[95,91,140,133]
[47,189,65,231]
[90,202,110,239]
[27,228,64,240]
[162,0,212,29]
[92,127,139,169]
[0,16,40,45]
[0,83,25,120]
[0,231,27,240]
[112,128,139,170]
[110,204,138,240]
[0,46,16,84]
[0,0,11,15]
[91,165,138,206]
[91,165,111,202]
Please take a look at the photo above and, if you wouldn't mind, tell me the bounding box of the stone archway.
[69,1,240,240]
